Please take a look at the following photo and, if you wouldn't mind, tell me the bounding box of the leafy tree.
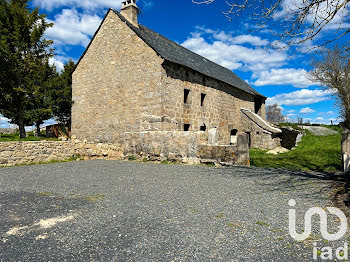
[51,60,75,129]
[28,60,57,137]
[311,47,350,128]
[266,103,285,123]
[0,0,53,138]
[192,0,349,51]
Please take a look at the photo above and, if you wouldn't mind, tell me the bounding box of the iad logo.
[288,199,347,241]
[288,199,348,260]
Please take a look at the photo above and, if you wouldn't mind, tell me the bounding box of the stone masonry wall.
[123,131,250,166]
[0,141,123,167]
[240,113,281,150]
[158,61,260,145]
[72,11,266,149]
[72,10,165,144]
[0,132,250,167]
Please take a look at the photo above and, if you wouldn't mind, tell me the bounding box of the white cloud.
[314,117,325,121]
[267,89,332,106]
[49,57,64,72]
[45,9,102,47]
[300,107,315,114]
[310,117,339,125]
[318,111,336,115]
[227,34,269,46]
[43,118,57,127]
[0,115,11,128]
[276,0,350,32]
[181,31,287,71]
[34,0,122,11]
[253,68,317,88]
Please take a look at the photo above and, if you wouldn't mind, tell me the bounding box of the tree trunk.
[18,119,26,139]
[35,122,41,137]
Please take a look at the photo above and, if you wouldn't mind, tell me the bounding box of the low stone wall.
[123,131,205,159]
[123,131,250,166]
[0,141,123,167]
[0,128,18,135]
[0,131,250,167]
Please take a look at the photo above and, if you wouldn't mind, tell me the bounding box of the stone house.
[72,0,281,165]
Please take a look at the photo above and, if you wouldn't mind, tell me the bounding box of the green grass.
[250,131,342,173]
[127,155,137,161]
[256,221,270,227]
[0,155,82,168]
[0,132,59,142]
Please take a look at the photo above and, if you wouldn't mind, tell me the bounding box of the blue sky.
[1,0,341,128]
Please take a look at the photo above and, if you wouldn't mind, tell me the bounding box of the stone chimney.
[120,0,139,27]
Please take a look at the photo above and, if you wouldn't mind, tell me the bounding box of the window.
[184,124,191,131]
[201,93,206,107]
[184,89,190,104]
[254,97,263,114]
[230,129,238,145]
[200,125,207,131]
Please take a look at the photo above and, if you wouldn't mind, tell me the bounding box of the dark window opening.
[184,89,190,104]
[254,97,263,114]
[256,131,260,135]
[200,125,207,131]
[201,93,206,106]
[184,124,191,131]
[230,129,238,145]
[230,129,238,136]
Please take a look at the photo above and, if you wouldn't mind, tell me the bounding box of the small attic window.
[184,124,191,131]
[200,125,207,131]
[184,89,190,104]
[201,93,206,106]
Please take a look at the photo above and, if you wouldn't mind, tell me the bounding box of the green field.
[0,132,59,142]
[250,130,342,173]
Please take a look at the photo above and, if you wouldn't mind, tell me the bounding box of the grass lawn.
[250,131,342,173]
[0,132,59,142]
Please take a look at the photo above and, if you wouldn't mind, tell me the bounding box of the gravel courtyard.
[0,160,347,261]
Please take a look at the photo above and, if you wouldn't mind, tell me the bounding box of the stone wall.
[0,141,123,167]
[72,10,266,151]
[123,131,250,166]
[72,10,164,144]
[241,113,281,150]
[159,61,261,145]
[0,133,250,167]
[0,128,18,135]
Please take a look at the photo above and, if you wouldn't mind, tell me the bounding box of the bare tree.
[311,46,350,128]
[192,0,350,51]
[266,103,285,123]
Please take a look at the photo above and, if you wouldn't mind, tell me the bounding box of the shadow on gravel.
[202,166,347,200]
[0,191,93,235]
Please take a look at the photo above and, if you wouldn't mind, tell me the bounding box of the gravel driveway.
[0,160,347,261]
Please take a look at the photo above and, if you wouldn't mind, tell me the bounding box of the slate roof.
[112,10,265,98]
[76,9,265,98]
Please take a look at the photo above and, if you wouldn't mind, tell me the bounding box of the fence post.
[341,130,350,172]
